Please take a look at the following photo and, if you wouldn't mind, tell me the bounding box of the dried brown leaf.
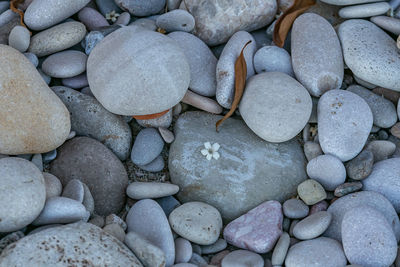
[133,109,169,120]
[216,40,252,132]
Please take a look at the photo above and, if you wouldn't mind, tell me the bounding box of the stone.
[334,182,363,197]
[0,223,142,266]
[168,31,217,97]
[0,15,18,45]
[283,199,309,219]
[253,45,294,76]
[0,231,24,254]
[221,250,264,267]
[342,206,397,267]
[31,153,43,171]
[188,253,208,266]
[372,87,400,105]
[345,150,374,180]
[42,50,87,78]
[84,31,104,55]
[136,109,173,128]
[297,179,327,205]
[0,158,46,232]
[293,211,332,240]
[0,45,71,154]
[210,250,230,266]
[169,112,307,221]
[339,2,391,18]
[321,0,385,5]
[0,9,18,28]
[0,2,9,14]
[8,26,30,52]
[363,158,400,212]
[216,31,256,109]
[366,140,396,162]
[32,197,89,225]
[347,85,397,128]
[291,13,343,97]
[43,172,62,199]
[173,264,197,267]
[78,7,109,31]
[23,52,38,67]
[131,128,164,166]
[82,183,94,215]
[391,122,400,139]
[88,215,105,228]
[95,0,122,16]
[159,127,175,143]
[318,89,373,161]
[324,191,400,242]
[115,12,131,25]
[175,238,192,263]
[103,223,125,242]
[130,18,157,31]
[306,154,346,191]
[184,0,277,46]
[52,86,132,160]
[169,202,222,245]
[303,141,323,161]
[271,232,290,266]
[339,19,400,91]
[105,214,127,231]
[156,10,195,32]
[240,72,312,142]
[201,238,227,254]
[155,196,181,217]
[24,0,90,31]
[61,73,89,89]
[87,27,190,116]
[371,15,400,35]
[124,231,166,267]
[223,201,282,253]
[285,237,347,267]
[127,182,179,199]
[181,90,223,114]
[115,0,165,16]
[126,199,175,266]
[137,156,165,173]
[38,68,51,85]
[62,179,84,203]
[50,137,129,216]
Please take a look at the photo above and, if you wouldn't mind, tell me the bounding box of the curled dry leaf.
[132,109,170,120]
[215,40,252,132]
[273,0,316,48]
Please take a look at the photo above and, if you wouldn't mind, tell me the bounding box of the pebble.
[271,232,290,266]
[88,215,105,228]
[105,214,127,230]
[221,250,264,267]
[124,231,166,267]
[318,89,373,161]
[0,231,24,254]
[297,179,327,205]
[293,211,332,240]
[372,87,400,105]
[0,2,8,14]
[61,73,89,89]
[306,154,346,191]
[50,137,128,215]
[156,10,195,32]
[43,172,62,199]
[182,90,223,114]
[24,0,90,31]
[169,202,222,245]
[84,31,104,55]
[130,18,157,31]
[137,156,165,172]
[175,238,193,263]
[87,27,190,116]
[155,196,181,217]
[289,220,299,237]
[173,264,197,267]
[42,50,87,78]
[283,199,309,219]
[303,141,323,161]
[339,2,391,18]
[366,140,396,162]
[324,191,400,242]
[334,182,363,197]
[0,45,71,154]
[95,0,122,16]
[31,153,43,171]
[240,72,312,142]
[103,223,125,242]
[168,31,217,97]
[0,9,18,28]
[216,31,256,109]
[169,112,307,221]
[371,15,400,35]
[224,200,282,253]
[345,150,374,180]
[115,0,165,16]
[23,52,38,67]
[0,223,142,266]
[391,122,400,139]
[52,86,132,160]
[78,7,109,31]
[321,0,386,5]
[342,206,397,266]
[126,199,175,266]
[0,158,46,232]
[126,182,179,199]
[210,250,229,266]
[136,109,173,128]
[37,68,51,85]
[192,244,202,255]
[184,0,277,46]
[339,19,400,91]
[82,182,94,215]
[285,237,347,267]
[201,239,227,254]
[159,127,175,143]
[253,45,294,76]
[189,253,208,266]
[8,26,30,52]
[131,128,164,166]
[347,85,397,128]
[62,179,84,203]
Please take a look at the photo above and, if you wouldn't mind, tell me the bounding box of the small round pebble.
[8,25,30,52]
[42,50,87,78]
[156,10,195,32]
[221,250,264,267]
[137,155,165,172]
[189,253,208,266]
[103,223,125,242]
[334,182,363,197]
[283,198,309,219]
[62,179,84,203]
[201,238,227,254]
[253,46,294,76]
[293,211,332,240]
[43,173,62,199]
[23,52,39,67]
[303,141,323,162]
[345,149,374,180]
[366,140,396,162]
[297,179,327,205]
[126,182,179,199]
[158,127,175,143]
[271,232,290,266]
[130,128,164,166]
[175,238,193,263]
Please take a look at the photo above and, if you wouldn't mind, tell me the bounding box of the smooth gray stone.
[126,182,179,199]
[221,250,264,267]
[156,10,195,32]
[42,149,56,163]
[366,140,396,162]
[103,223,125,242]
[0,16,19,45]
[303,141,323,161]
[0,9,17,28]
[126,199,175,267]
[115,0,165,16]
[82,182,94,215]
[283,199,309,219]
[293,211,332,240]
[354,74,376,89]
[0,2,8,14]
[42,50,87,78]
[136,109,173,128]
[251,28,272,50]
[137,155,165,172]
[324,191,400,242]
[339,19,400,92]
[348,85,397,128]
[201,238,227,254]
[339,2,391,18]
[168,31,217,97]
[37,68,51,85]
[32,197,89,225]
[345,149,374,180]
[271,232,290,266]
[155,196,181,217]
[254,46,294,76]
[62,179,84,203]
[61,73,88,89]
[169,111,307,221]
[78,7,109,31]
[95,0,122,16]
[24,0,90,31]
[334,182,363,197]
[320,0,385,5]
[297,179,327,206]
[342,206,397,267]
[23,52,38,67]
[115,12,131,25]
[52,86,132,160]
[159,127,175,143]
[172,264,197,267]
[371,15,400,35]
[28,224,62,235]
[43,172,62,199]
[175,238,192,263]
[285,237,347,267]
[189,253,208,266]
[0,223,143,266]
[31,153,43,171]
[8,25,30,52]
[130,18,157,31]
[131,128,164,166]
[291,13,343,97]
[105,214,127,231]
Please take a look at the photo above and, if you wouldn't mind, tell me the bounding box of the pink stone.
[223,200,283,253]
[309,200,329,215]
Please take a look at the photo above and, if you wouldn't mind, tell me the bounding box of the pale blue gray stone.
[95,0,122,16]
[339,2,391,18]
[78,7,109,31]
[8,26,30,52]
[251,29,272,50]
[156,10,195,32]
[175,238,192,263]
[271,232,290,266]
[283,199,309,219]
[131,128,164,166]
[303,141,323,161]
[84,31,104,55]
[115,0,165,16]
[61,73,88,89]
[320,0,385,5]
[126,182,179,199]
[42,50,87,78]
[130,18,157,31]
[137,155,165,172]
[0,9,17,28]
[115,12,131,25]
[366,140,396,162]
[0,2,8,14]
[23,52,38,67]
[221,250,264,267]
[293,211,332,240]
[62,179,84,203]
[189,253,208,266]
[200,238,227,254]
[43,172,62,199]
[371,15,400,35]
[254,46,294,76]
[31,153,43,171]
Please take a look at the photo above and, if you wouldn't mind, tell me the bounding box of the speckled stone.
[339,2,390,18]
[371,15,400,35]
[221,250,264,267]
[345,150,374,180]
[223,200,282,253]
[42,50,87,79]
[253,45,294,76]
[271,232,290,266]
[126,182,179,199]
[297,179,327,205]
[115,0,165,16]
[131,128,164,166]
[283,199,309,219]
[366,140,396,162]
[175,238,192,263]
[156,10,195,32]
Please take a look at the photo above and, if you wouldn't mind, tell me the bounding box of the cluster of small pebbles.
[1,0,400,266]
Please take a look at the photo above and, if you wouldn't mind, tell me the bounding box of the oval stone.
[8,25,30,52]
[339,2,390,18]
[221,250,264,267]
[156,10,195,32]
[283,198,309,219]
[126,182,179,199]
[42,50,87,78]
[293,211,332,240]
[115,0,165,16]
[130,128,164,166]
[371,15,400,35]
[253,45,294,76]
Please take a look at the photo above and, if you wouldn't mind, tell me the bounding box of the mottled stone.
[334,182,363,197]
[345,150,374,180]
[297,179,327,205]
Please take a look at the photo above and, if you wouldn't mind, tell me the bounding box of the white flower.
[106,10,120,22]
[201,142,220,161]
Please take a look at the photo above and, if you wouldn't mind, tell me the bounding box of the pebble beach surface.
[0,0,400,266]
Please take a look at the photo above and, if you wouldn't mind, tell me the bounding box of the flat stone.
[0,223,142,266]
[8,26,30,52]
[126,182,179,199]
[366,140,396,162]
[223,200,282,253]
[271,232,290,266]
[339,19,400,91]
[78,7,109,31]
[129,18,157,31]
[115,0,165,16]
[318,89,373,161]
[303,141,323,161]
[50,137,129,216]
[334,182,363,197]
[0,158,46,232]
[169,112,307,221]
[137,156,165,172]
[62,179,84,203]
[339,2,390,18]
[175,238,192,263]
[297,179,327,205]
[221,250,264,267]
[201,238,227,254]
[342,206,397,267]
[182,90,223,114]
[131,128,164,166]
[283,198,309,219]
[42,50,87,78]
[293,211,332,240]
[156,10,195,32]
[61,73,89,89]
[43,172,62,199]
[253,46,294,76]
[240,72,312,143]
[155,196,181,217]
[170,202,222,245]
[345,150,374,180]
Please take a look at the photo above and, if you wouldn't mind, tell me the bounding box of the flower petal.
[212,143,220,151]
[201,149,209,156]
[212,151,220,160]
[206,154,212,160]
[204,142,212,149]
